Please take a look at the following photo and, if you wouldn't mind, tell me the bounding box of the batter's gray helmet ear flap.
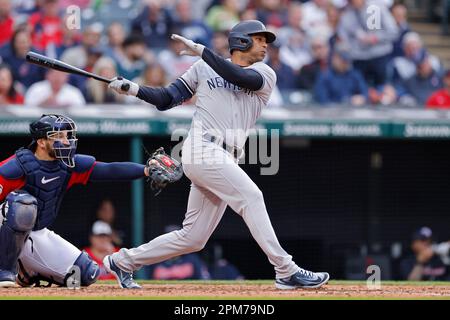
[228,20,276,53]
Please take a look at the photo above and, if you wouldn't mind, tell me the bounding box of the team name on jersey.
[206,77,255,97]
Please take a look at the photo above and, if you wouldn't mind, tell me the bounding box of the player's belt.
[204,133,241,159]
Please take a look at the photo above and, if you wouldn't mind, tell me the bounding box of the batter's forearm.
[137,86,172,110]
[137,79,193,111]
[201,47,263,91]
[90,162,146,181]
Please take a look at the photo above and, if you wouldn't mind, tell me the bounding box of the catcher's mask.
[29,114,78,168]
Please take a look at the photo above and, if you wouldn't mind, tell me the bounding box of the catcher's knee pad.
[72,251,99,286]
[2,190,38,232]
[0,190,37,272]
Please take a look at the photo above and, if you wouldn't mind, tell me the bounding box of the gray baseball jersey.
[112,59,300,280]
[180,59,277,149]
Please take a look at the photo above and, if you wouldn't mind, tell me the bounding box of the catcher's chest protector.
[15,149,71,230]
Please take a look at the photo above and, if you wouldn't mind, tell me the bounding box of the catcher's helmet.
[29,114,78,168]
[228,20,276,53]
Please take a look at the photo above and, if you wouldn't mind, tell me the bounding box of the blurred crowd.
[0,0,449,109]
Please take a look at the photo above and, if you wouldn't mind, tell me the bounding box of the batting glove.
[108,77,139,96]
[171,34,205,57]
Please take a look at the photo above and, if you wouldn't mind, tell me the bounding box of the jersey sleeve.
[0,175,26,202]
[179,60,203,95]
[247,62,277,105]
[67,155,97,189]
[0,156,26,202]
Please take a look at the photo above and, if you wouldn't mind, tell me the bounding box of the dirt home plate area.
[0,281,449,299]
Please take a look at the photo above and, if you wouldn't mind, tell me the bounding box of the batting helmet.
[29,114,78,168]
[228,20,276,53]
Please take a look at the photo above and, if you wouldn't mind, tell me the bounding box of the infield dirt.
[1,282,449,299]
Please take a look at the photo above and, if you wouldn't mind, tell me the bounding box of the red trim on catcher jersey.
[0,155,26,202]
[67,161,97,190]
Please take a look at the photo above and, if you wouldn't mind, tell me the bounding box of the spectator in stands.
[24,69,85,107]
[55,15,82,59]
[145,225,211,280]
[116,34,149,81]
[399,227,450,281]
[28,0,63,53]
[326,2,341,53]
[297,35,330,90]
[368,84,398,106]
[134,63,167,87]
[256,0,288,29]
[125,63,168,105]
[11,0,38,15]
[426,69,450,109]
[84,221,119,281]
[277,2,302,46]
[60,23,103,70]
[338,0,398,86]
[206,0,240,32]
[390,2,411,58]
[0,64,24,105]
[240,7,257,21]
[66,46,104,99]
[86,57,124,104]
[276,3,312,73]
[314,47,368,106]
[103,22,126,65]
[172,0,213,48]
[0,28,45,89]
[267,40,296,90]
[158,33,199,82]
[0,0,14,47]
[402,52,443,106]
[267,85,284,109]
[211,31,230,58]
[387,33,442,95]
[95,199,123,247]
[188,0,214,21]
[131,0,173,49]
[59,0,91,10]
[301,0,331,39]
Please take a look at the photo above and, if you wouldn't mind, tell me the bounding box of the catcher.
[0,114,181,288]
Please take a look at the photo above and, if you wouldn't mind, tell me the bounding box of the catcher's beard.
[44,140,57,159]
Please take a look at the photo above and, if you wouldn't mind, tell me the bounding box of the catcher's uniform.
[0,150,96,285]
[0,149,150,286]
[112,59,300,279]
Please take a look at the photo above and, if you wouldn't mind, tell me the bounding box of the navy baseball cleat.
[275,268,330,290]
[103,255,142,289]
[0,270,17,288]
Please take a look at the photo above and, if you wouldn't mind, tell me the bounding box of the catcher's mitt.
[146,147,183,195]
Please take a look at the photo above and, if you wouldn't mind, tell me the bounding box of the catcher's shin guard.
[0,191,37,274]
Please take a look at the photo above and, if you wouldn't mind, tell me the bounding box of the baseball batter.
[107,20,329,289]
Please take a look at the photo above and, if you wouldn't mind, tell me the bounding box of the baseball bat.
[25,51,130,91]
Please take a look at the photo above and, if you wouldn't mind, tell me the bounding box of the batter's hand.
[171,34,205,57]
[108,77,139,96]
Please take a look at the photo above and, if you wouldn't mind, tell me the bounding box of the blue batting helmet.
[29,114,78,168]
[228,20,276,53]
